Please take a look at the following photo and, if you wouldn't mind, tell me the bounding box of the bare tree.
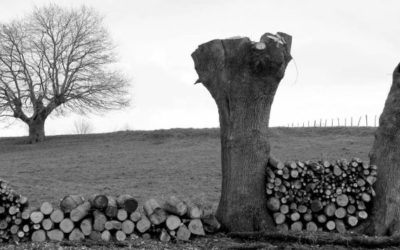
[73,118,92,135]
[0,4,130,143]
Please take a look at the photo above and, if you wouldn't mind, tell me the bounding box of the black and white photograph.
[0,0,399,249]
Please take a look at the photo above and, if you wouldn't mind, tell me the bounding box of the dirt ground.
[0,127,379,249]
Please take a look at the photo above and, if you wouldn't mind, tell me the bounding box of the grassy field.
[0,127,376,209]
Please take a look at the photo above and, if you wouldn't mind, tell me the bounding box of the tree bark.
[191,32,292,232]
[28,115,46,144]
[367,62,400,236]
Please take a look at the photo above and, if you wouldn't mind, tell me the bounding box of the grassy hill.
[0,127,376,208]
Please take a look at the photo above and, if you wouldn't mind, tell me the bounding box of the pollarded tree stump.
[192,32,292,232]
[368,62,400,236]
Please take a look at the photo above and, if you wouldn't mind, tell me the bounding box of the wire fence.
[287,115,379,128]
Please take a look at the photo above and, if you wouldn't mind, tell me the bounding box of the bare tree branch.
[0,4,130,142]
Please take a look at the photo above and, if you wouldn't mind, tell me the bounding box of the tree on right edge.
[368,62,400,236]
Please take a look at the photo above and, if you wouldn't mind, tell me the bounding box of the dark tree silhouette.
[0,5,130,143]
[192,32,292,232]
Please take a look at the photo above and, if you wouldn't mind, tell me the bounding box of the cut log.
[269,155,284,169]
[326,220,336,231]
[336,194,349,207]
[303,213,313,222]
[117,194,138,213]
[50,209,64,223]
[298,205,307,214]
[358,211,368,220]
[160,228,171,242]
[188,219,205,236]
[105,196,118,218]
[80,218,93,236]
[273,213,286,225]
[324,203,336,217]
[335,219,346,234]
[122,220,135,234]
[130,211,142,222]
[335,207,347,219]
[31,230,46,242]
[42,218,54,231]
[60,195,84,213]
[347,216,358,227]
[317,214,327,224]
[40,202,54,215]
[10,225,19,234]
[117,209,128,221]
[177,224,191,241]
[149,209,168,225]
[280,204,289,214]
[311,200,323,212]
[89,194,108,210]
[361,193,371,203]
[70,201,91,222]
[93,210,107,232]
[59,218,74,233]
[142,233,151,240]
[89,231,102,241]
[290,212,300,222]
[163,196,188,216]
[290,221,303,231]
[185,200,203,219]
[201,213,221,233]
[47,229,64,241]
[333,165,343,176]
[166,215,181,231]
[30,211,44,224]
[115,230,126,241]
[143,198,162,216]
[69,228,85,241]
[347,205,356,215]
[306,222,318,232]
[101,230,111,241]
[136,214,151,233]
[366,176,377,185]
[267,197,280,212]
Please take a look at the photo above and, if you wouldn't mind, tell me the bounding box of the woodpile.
[0,179,30,243]
[16,193,220,243]
[266,157,376,232]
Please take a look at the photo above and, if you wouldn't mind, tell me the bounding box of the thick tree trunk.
[192,33,292,232]
[367,63,400,236]
[28,116,46,144]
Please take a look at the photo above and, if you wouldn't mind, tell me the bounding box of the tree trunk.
[28,116,46,143]
[191,32,292,232]
[367,62,400,236]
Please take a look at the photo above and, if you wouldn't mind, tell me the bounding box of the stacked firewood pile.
[266,157,377,232]
[0,179,29,243]
[26,194,220,243]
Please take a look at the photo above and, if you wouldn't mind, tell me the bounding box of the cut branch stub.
[192,32,292,232]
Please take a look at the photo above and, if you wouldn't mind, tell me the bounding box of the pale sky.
[0,0,399,136]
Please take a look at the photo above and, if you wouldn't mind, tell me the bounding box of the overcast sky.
[0,0,399,136]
